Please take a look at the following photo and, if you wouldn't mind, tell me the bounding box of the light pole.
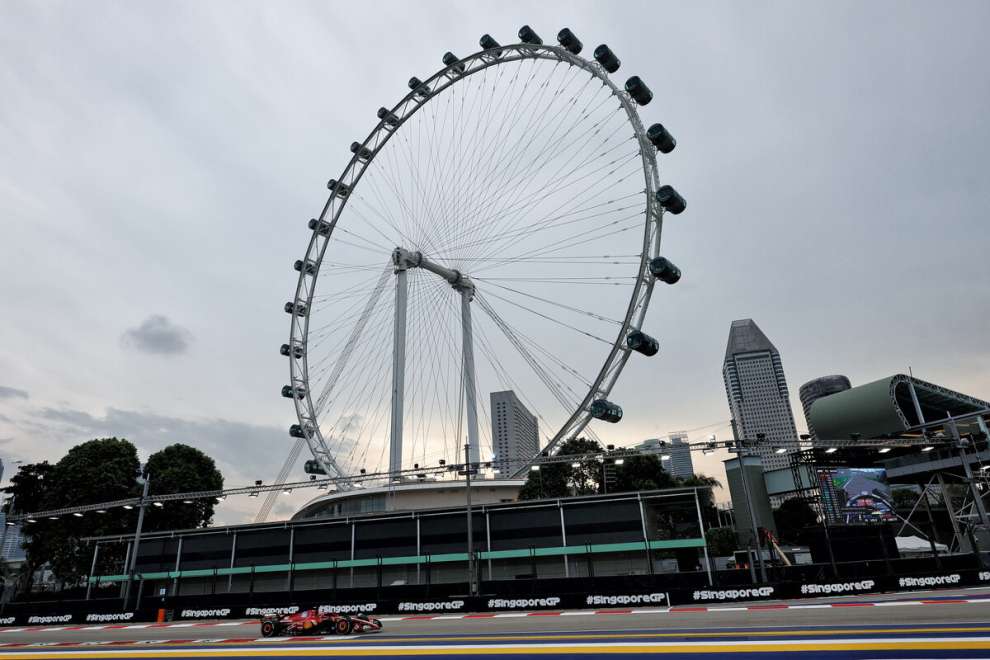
[122,470,150,610]
[463,444,478,597]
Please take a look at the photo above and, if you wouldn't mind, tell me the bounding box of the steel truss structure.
[283,30,680,489]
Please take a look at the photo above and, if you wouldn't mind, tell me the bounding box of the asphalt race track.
[2,588,990,658]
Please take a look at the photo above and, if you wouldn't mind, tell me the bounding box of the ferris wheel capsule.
[590,399,623,423]
[593,44,621,73]
[350,142,373,161]
[289,424,312,439]
[326,179,351,198]
[282,385,306,399]
[308,218,331,236]
[284,30,684,486]
[294,259,318,275]
[625,76,653,105]
[280,343,304,358]
[479,34,502,55]
[656,185,687,214]
[626,330,660,356]
[557,28,583,54]
[408,77,431,97]
[442,52,465,73]
[518,25,542,45]
[647,123,677,154]
[649,257,681,285]
[284,301,308,317]
[377,107,400,127]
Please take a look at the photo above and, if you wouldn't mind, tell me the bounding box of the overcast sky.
[2,1,988,523]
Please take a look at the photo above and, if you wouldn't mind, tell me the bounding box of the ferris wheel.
[281,26,687,486]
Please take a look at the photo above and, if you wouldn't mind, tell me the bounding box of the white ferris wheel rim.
[287,41,666,484]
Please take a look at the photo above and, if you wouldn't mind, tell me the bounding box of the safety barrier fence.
[1,556,988,626]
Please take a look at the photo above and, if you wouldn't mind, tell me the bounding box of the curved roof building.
[808,374,990,441]
[799,375,852,444]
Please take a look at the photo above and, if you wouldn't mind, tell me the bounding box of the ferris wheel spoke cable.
[462,206,644,266]
[438,187,640,265]
[439,103,626,258]
[308,295,393,386]
[473,278,622,327]
[405,280,449,467]
[369,132,438,252]
[317,311,393,435]
[477,298,594,392]
[451,153,642,263]
[473,322,557,451]
[441,61,524,228]
[445,61,573,233]
[457,91,626,249]
[313,265,392,417]
[288,39,676,483]
[478,287,613,345]
[477,295,577,404]
[429,65,593,258]
[468,145,641,254]
[459,105,628,251]
[450,67,606,238]
[476,295,581,420]
[469,186,646,264]
[338,277,448,473]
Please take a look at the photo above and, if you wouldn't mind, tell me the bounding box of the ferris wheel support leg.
[389,267,408,476]
[460,288,481,465]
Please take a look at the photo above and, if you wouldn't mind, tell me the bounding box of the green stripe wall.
[89,538,704,583]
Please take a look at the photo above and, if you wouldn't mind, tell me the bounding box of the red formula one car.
[260,608,382,637]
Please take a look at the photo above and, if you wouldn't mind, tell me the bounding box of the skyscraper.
[799,375,852,445]
[722,319,799,471]
[666,433,694,479]
[490,390,539,476]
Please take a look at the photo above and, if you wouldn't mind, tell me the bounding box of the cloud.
[0,386,28,400]
[120,315,193,355]
[27,405,339,524]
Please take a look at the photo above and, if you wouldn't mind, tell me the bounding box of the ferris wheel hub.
[391,247,475,297]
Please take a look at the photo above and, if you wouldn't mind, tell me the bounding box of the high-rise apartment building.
[722,319,800,471]
[666,433,694,480]
[490,390,539,476]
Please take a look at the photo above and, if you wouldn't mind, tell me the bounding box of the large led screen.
[828,467,896,523]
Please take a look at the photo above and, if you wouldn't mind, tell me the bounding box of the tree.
[144,444,224,531]
[773,497,820,544]
[705,526,738,556]
[611,454,678,493]
[3,462,54,594]
[7,438,142,587]
[679,474,722,527]
[517,438,602,500]
[4,439,225,588]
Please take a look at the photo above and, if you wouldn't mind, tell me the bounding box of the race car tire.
[335,618,353,635]
[261,621,278,638]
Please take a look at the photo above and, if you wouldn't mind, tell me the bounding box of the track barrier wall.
[1,560,988,625]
